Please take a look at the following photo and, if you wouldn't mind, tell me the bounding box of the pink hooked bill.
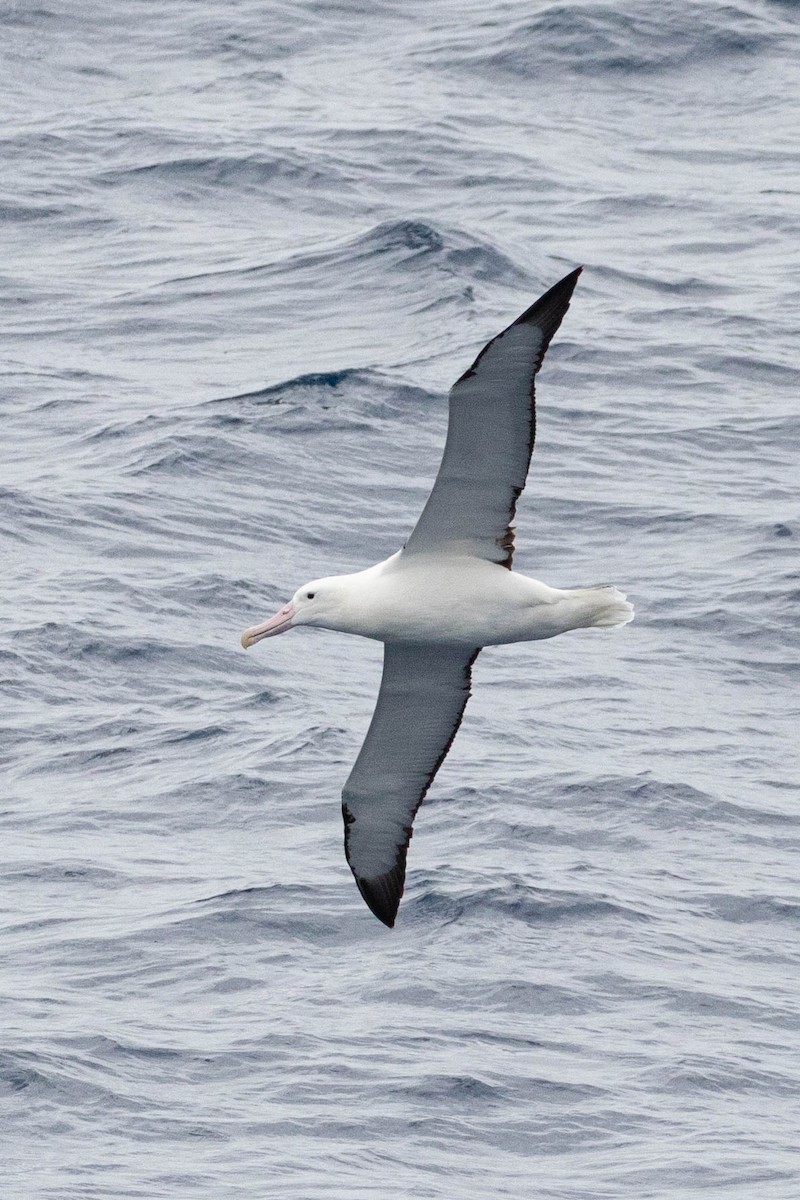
[241,602,296,648]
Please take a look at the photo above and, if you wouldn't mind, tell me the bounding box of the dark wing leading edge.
[403,267,581,569]
[342,642,479,927]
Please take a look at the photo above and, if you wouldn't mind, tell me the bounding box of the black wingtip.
[511,265,583,331]
[355,862,406,928]
[455,265,583,387]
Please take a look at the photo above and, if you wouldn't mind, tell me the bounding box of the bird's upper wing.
[403,267,581,569]
[342,641,479,927]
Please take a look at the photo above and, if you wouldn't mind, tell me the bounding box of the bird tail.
[574,586,634,629]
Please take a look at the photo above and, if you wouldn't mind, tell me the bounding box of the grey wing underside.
[404,267,581,569]
[342,642,479,927]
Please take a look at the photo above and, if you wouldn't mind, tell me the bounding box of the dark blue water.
[3,1,800,1196]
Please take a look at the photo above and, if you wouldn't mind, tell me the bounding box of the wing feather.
[404,267,581,568]
[342,642,479,927]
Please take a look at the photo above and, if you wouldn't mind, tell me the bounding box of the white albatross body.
[241,267,633,927]
[259,551,630,647]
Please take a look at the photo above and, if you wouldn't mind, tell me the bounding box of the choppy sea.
[3,1,800,1196]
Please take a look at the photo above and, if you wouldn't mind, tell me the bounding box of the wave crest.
[436,1,777,77]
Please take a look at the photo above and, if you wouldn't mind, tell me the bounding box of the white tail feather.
[574,586,635,630]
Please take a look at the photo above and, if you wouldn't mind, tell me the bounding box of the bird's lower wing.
[342,642,479,927]
[403,267,581,568]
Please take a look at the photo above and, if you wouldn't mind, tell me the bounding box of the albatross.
[241,267,633,927]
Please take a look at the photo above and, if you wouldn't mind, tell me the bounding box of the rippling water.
[4,1,800,1196]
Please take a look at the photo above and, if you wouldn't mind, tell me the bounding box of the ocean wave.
[431,0,779,77]
[409,879,650,926]
[152,218,532,299]
[0,200,67,222]
[326,219,533,285]
[98,152,355,201]
[214,366,437,420]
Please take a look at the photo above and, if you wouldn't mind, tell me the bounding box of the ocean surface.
[3,1,800,1196]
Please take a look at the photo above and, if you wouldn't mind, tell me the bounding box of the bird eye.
[306,592,315,600]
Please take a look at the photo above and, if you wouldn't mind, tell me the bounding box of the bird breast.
[334,555,566,647]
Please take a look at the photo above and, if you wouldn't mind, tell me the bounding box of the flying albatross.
[241,267,633,927]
